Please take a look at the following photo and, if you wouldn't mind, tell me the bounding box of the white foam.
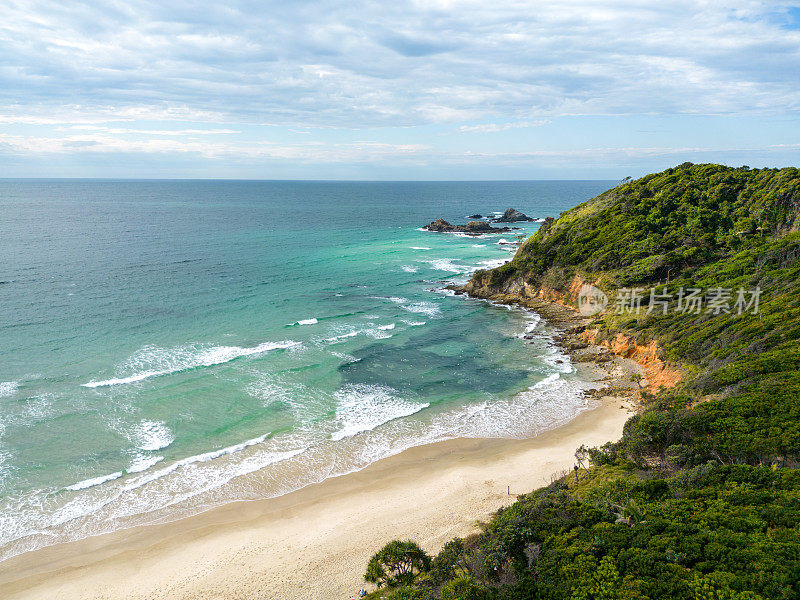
[297,318,318,325]
[400,301,441,318]
[525,315,542,332]
[322,323,394,344]
[367,324,395,339]
[0,382,18,398]
[425,374,595,441]
[121,432,273,492]
[531,373,561,389]
[65,471,123,491]
[129,420,174,451]
[330,384,429,441]
[451,232,487,238]
[478,258,510,269]
[323,330,360,344]
[410,247,431,250]
[83,340,301,388]
[431,287,457,297]
[160,447,308,509]
[423,258,468,273]
[402,320,426,326]
[497,238,515,245]
[127,454,164,474]
[174,433,271,467]
[401,265,419,273]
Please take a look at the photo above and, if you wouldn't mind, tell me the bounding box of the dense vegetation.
[365,164,800,600]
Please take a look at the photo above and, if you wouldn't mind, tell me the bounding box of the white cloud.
[0,1,799,176]
[0,0,798,129]
[0,132,433,163]
[57,125,240,135]
[459,120,550,133]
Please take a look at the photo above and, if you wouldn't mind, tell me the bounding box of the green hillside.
[366,164,800,600]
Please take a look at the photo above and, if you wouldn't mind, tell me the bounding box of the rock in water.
[463,220,497,232]
[422,218,515,234]
[424,218,456,232]
[494,208,534,222]
[467,213,482,219]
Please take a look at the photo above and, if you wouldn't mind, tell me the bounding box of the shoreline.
[0,388,636,600]
[0,286,646,600]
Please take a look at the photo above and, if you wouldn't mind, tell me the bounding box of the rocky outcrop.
[456,272,683,396]
[583,329,683,393]
[492,208,534,222]
[467,213,483,219]
[423,219,515,234]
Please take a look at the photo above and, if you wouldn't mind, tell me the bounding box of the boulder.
[494,208,534,222]
[424,218,455,232]
[467,213,482,219]
[463,220,496,232]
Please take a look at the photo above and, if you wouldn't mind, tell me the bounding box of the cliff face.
[584,330,682,393]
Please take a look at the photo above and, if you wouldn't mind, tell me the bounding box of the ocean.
[0,179,612,561]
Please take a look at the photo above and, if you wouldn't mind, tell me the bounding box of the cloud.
[0,128,791,170]
[0,131,433,163]
[58,125,241,135]
[0,0,798,129]
[459,120,550,133]
[1,1,799,176]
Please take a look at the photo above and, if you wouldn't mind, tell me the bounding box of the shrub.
[365,540,432,587]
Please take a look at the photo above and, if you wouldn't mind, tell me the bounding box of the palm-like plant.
[365,540,432,587]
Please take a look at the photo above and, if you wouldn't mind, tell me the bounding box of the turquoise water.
[0,180,611,560]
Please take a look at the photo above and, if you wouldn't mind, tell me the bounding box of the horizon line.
[0,177,620,183]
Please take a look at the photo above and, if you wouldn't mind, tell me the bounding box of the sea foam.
[83,340,301,387]
[0,382,19,398]
[129,420,174,451]
[330,384,429,441]
[66,471,123,491]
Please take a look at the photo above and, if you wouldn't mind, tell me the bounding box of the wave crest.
[83,340,301,388]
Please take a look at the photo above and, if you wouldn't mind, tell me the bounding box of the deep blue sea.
[0,180,612,560]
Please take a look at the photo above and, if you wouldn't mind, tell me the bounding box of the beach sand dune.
[0,398,631,600]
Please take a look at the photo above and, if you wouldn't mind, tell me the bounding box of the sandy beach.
[0,378,634,600]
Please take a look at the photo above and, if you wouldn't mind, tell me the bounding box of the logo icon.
[577,284,608,316]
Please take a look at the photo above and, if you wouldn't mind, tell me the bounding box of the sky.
[1,0,799,180]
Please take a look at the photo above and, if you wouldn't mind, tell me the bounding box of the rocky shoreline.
[450,286,646,409]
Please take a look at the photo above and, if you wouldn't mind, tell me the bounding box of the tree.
[431,538,468,583]
[365,540,432,587]
[441,575,487,600]
[630,373,643,389]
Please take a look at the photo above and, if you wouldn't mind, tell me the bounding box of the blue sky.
[1,0,799,179]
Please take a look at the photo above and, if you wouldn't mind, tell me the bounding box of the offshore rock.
[423,219,515,234]
[493,208,534,222]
